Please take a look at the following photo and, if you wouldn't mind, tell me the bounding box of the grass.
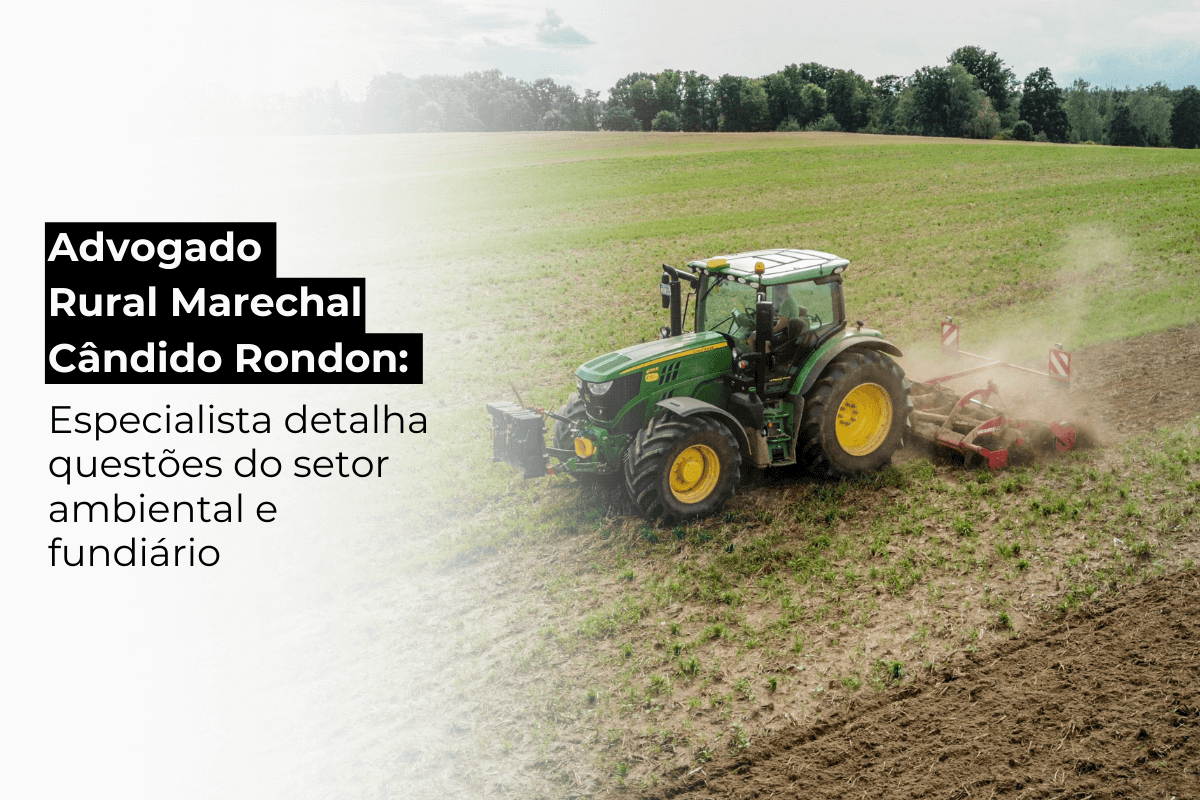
[447,418,1198,791]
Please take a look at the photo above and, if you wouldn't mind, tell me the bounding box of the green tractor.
[488,249,911,521]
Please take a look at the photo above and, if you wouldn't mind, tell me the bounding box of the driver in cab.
[747,283,807,352]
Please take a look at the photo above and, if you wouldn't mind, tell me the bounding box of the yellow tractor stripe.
[620,342,728,374]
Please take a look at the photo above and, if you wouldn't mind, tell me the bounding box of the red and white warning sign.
[1048,348,1071,383]
[940,321,960,353]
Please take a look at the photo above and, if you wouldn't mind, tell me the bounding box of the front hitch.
[486,401,549,478]
[486,401,598,478]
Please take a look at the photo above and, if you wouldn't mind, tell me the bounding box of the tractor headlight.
[587,380,614,396]
[576,377,584,391]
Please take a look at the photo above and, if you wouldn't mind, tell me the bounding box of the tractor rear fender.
[793,336,904,397]
[655,397,753,462]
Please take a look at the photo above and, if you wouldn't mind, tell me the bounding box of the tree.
[581,89,602,131]
[1125,92,1173,147]
[948,46,1016,113]
[651,110,681,131]
[738,79,769,131]
[681,71,713,132]
[826,70,872,132]
[541,109,571,131]
[601,105,639,131]
[963,96,1000,139]
[1107,103,1144,147]
[799,83,827,127]
[1011,120,1033,141]
[714,75,768,131]
[465,70,534,131]
[899,64,984,137]
[1019,68,1069,143]
[606,71,684,132]
[713,74,744,131]
[867,75,905,133]
[762,71,799,130]
[809,114,841,131]
[656,70,683,116]
[793,62,835,89]
[416,100,443,132]
[362,73,429,133]
[606,72,656,111]
[1064,79,1104,143]
[628,78,658,131]
[1170,85,1200,148]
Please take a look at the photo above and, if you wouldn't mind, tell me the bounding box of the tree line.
[180,47,1200,148]
[593,48,1200,148]
[178,71,601,136]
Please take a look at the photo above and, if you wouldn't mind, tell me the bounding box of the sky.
[17,0,1200,120]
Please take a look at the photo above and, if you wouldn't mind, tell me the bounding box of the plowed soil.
[639,569,1200,800]
[1070,323,1200,437]
[638,325,1200,800]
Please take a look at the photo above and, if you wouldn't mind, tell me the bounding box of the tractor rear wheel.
[800,350,911,477]
[624,414,741,522]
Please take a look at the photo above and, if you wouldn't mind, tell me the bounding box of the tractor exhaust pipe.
[668,274,682,336]
[660,265,699,338]
[661,266,682,337]
[755,294,773,396]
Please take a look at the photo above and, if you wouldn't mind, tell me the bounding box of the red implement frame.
[910,320,1078,468]
[934,319,1071,387]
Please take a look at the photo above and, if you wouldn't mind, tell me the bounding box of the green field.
[387,131,1199,362]
[248,131,1200,798]
[370,130,1200,397]
[318,130,1199,558]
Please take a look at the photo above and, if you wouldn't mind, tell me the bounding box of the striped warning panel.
[940,322,960,353]
[1048,348,1071,383]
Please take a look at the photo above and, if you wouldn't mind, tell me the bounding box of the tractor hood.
[576,331,731,383]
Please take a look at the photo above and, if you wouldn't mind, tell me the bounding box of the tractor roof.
[686,249,849,286]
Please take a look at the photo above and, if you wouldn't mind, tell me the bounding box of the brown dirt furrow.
[638,569,1200,800]
[1060,323,1200,438]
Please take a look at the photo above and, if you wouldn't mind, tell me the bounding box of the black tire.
[552,392,587,451]
[624,414,742,522]
[799,350,912,478]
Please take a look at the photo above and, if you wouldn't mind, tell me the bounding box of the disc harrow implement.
[909,320,1083,468]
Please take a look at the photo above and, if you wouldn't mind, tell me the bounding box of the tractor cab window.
[698,274,842,354]
[764,279,843,379]
[779,279,839,337]
[697,276,759,345]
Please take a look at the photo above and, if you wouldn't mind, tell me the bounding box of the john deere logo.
[645,367,659,382]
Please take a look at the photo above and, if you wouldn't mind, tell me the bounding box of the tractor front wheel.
[624,414,741,522]
[800,350,911,477]
[553,392,613,486]
[552,392,587,452]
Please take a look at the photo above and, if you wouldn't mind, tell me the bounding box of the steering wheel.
[732,306,755,329]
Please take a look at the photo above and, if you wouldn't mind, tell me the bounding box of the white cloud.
[535,8,594,48]
[1132,3,1200,36]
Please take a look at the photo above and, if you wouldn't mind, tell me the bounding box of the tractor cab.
[687,249,849,396]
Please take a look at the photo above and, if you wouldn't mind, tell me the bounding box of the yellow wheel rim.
[669,444,721,503]
[835,383,893,456]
